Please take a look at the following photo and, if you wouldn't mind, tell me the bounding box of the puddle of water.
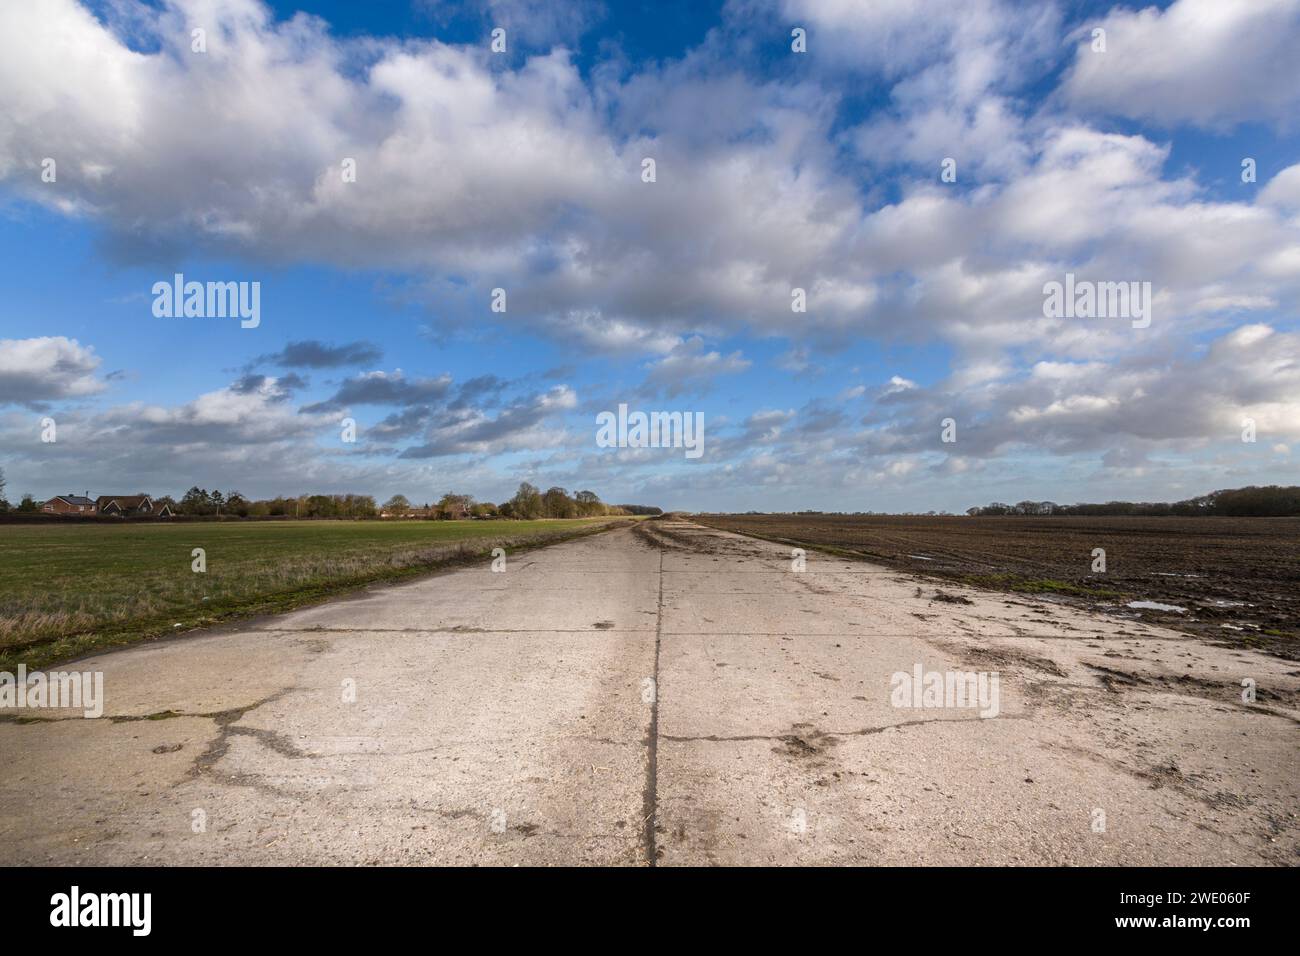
[1127,600,1188,613]
[1096,604,1141,618]
[908,554,934,561]
[1154,572,1200,578]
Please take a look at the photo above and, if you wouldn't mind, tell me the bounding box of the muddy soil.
[696,514,1300,660]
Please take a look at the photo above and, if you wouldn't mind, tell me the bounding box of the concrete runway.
[2,519,1296,865]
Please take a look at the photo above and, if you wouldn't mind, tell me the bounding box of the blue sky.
[1,0,1298,512]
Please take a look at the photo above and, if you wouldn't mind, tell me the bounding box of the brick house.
[95,495,173,517]
[42,494,97,515]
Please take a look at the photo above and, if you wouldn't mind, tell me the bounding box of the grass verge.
[1,517,634,670]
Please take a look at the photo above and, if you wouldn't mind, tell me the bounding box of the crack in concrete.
[641,547,664,867]
[661,713,1030,744]
[186,688,299,777]
[245,627,658,634]
[1,694,295,727]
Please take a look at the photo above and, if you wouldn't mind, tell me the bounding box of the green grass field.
[0,517,628,669]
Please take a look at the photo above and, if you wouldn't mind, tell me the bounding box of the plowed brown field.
[695,514,1300,659]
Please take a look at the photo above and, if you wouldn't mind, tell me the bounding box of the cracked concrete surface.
[1,519,1296,865]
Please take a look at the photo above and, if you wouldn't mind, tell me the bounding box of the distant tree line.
[0,472,660,520]
[174,488,378,518]
[490,483,659,519]
[169,483,659,520]
[615,503,665,516]
[966,485,1300,517]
